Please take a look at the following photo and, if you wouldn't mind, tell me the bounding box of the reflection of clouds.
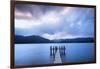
[15,4,94,39]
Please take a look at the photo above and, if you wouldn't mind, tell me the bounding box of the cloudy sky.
[15,4,94,40]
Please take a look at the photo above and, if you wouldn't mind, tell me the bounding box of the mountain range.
[14,35,94,44]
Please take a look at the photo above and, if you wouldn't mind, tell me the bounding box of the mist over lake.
[15,43,94,65]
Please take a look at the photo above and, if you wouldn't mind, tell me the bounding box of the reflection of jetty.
[50,46,66,63]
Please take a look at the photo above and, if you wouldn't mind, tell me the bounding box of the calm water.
[15,43,94,66]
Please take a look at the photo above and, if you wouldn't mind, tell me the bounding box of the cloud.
[15,4,65,19]
[41,31,91,40]
[15,4,94,38]
[15,9,33,19]
[42,32,68,40]
[15,19,41,29]
[15,6,72,29]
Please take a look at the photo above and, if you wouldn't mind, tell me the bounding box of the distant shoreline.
[15,40,94,44]
[14,35,94,44]
[15,42,94,44]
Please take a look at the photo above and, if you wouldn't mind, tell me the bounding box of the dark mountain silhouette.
[15,35,51,43]
[14,35,94,44]
[52,38,94,43]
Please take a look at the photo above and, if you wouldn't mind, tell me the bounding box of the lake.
[15,43,94,66]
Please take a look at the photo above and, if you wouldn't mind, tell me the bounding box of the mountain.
[14,35,51,43]
[51,38,94,43]
[14,35,94,44]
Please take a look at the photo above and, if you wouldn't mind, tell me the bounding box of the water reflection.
[15,43,94,65]
[50,46,66,63]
